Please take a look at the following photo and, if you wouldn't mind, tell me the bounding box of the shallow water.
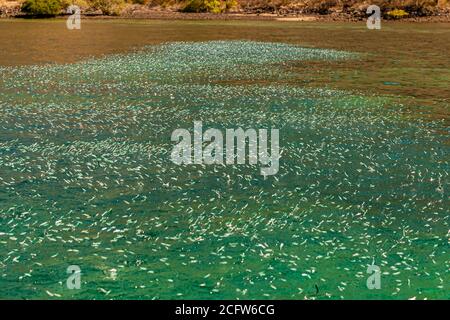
[0,20,448,300]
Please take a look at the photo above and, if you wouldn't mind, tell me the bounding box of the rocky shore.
[118,4,450,22]
[1,1,450,22]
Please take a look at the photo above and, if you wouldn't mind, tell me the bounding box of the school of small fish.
[0,41,448,299]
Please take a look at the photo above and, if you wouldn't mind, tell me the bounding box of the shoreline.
[114,7,450,22]
[3,12,450,23]
[2,6,450,22]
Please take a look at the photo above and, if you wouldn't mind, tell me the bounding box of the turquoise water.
[0,41,448,299]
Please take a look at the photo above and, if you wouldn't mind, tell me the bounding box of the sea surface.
[0,19,448,299]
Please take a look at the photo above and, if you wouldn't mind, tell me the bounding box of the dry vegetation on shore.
[1,0,449,19]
